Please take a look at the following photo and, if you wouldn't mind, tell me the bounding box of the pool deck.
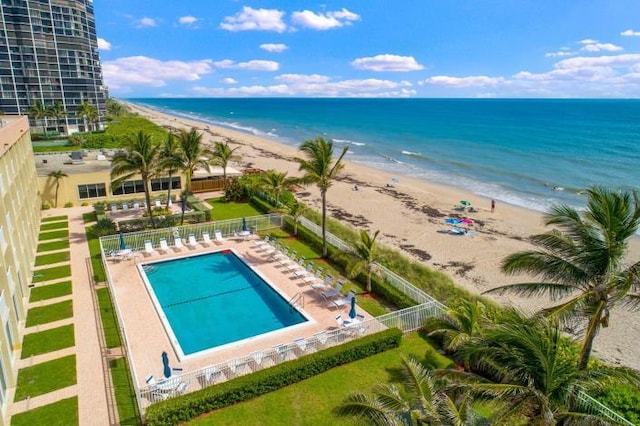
[105,235,374,388]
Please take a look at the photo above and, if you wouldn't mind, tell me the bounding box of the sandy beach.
[124,102,640,371]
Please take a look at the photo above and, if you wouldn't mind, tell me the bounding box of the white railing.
[100,213,284,253]
[298,216,353,252]
[576,390,633,425]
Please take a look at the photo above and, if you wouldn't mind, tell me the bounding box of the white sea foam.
[401,150,421,156]
[333,138,366,146]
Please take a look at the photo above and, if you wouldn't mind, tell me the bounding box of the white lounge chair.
[214,230,224,245]
[312,273,333,291]
[155,199,162,208]
[108,250,124,262]
[202,232,212,246]
[145,374,156,386]
[174,236,185,251]
[203,367,222,385]
[335,314,345,327]
[321,280,344,299]
[111,203,118,213]
[133,202,140,211]
[187,233,198,249]
[157,238,169,254]
[144,240,155,256]
[253,236,270,249]
[293,337,307,355]
[332,289,356,309]
[294,263,314,279]
[122,202,129,211]
[286,256,305,272]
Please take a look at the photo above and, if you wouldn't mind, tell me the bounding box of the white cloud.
[555,53,640,69]
[545,50,575,58]
[291,8,360,30]
[580,42,623,52]
[135,17,157,28]
[275,74,330,84]
[351,54,424,72]
[621,29,640,37]
[221,78,238,85]
[260,43,288,53]
[420,75,504,87]
[579,38,599,45]
[103,56,213,91]
[213,59,279,71]
[97,38,111,51]
[220,7,286,32]
[178,16,198,25]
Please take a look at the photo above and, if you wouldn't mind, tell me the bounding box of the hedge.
[145,328,402,425]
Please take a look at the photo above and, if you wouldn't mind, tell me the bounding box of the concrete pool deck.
[104,235,374,389]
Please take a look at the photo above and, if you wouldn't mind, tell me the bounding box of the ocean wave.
[401,150,421,156]
[333,138,366,146]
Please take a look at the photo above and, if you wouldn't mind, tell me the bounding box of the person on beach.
[491,199,496,213]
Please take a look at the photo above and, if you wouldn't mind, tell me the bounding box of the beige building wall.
[0,116,41,423]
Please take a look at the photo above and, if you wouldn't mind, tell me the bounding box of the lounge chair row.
[143,231,225,255]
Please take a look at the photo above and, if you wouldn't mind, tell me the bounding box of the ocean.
[129,98,640,213]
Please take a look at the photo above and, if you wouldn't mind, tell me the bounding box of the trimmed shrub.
[145,328,403,425]
[249,195,273,214]
[41,202,51,210]
[63,202,73,208]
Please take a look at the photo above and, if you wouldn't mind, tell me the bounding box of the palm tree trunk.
[166,171,173,209]
[579,302,605,370]
[143,178,156,228]
[366,270,372,293]
[54,181,60,208]
[321,189,327,257]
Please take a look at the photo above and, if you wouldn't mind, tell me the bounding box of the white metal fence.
[576,390,634,425]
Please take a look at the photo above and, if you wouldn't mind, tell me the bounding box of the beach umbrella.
[460,200,470,206]
[391,177,399,183]
[349,296,357,319]
[242,217,247,232]
[162,351,171,378]
[118,232,126,250]
[460,218,474,225]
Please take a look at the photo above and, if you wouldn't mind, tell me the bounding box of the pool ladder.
[289,292,305,309]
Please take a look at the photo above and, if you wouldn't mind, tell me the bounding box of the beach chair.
[174,236,185,251]
[286,256,305,272]
[321,280,344,299]
[214,230,224,245]
[122,202,129,211]
[332,289,356,309]
[155,199,162,208]
[133,202,140,211]
[203,366,222,385]
[108,250,124,262]
[187,233,198,249]
[312,273,333,291]
[111,203,118,213]
[335,314,345,327]
[145,374,156,386]
[294,263,314,279]
[144,240,155,256]
[202,231,212,246]
[159,238,169,254]
[293,337,307,356]
[253,235,270,248]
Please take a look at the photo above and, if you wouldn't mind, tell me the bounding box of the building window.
[150,177,181,191]
[78,183,106,199]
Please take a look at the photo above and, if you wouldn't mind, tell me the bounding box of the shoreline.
[124,101,640,371]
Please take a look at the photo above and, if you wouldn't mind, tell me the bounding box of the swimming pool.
[138,250,309,358]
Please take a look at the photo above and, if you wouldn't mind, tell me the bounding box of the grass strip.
[34,251,70,266]
[110,357,141,425]
[97,288,122,348]
[37,240,70,252]
[11,397,78,426]
[29,281,72,302]
[40,221,68,231]
[25,300,73,327]
[21,324,75,358]
[83,212,97,223]
[14,355,77,401]
[38,229,69,241]
[41,215,68,223]
[32,265,71,283]
[86,225,106,282]
[205,197,263,221]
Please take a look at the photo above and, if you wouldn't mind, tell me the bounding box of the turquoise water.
[131,98,640,212]
[142,251,307,356]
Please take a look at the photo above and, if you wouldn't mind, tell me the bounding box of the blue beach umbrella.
[242,217,247,232]
[391,177,399,183]
[118,232,126,250]
[349,295,357,319]
[162,351,171,378]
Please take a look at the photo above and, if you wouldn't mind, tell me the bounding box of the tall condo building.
[0,0,107,134]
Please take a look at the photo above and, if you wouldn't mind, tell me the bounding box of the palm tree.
[337,356,479,425]
[47,100,67,133]
[47,170,68,208]
[424,299,489,355]
[76,101,99,131]
[453,316,638,425]
[28,100,48,134]
[159,132,181,209]
[111,131,161,228]
[346,229,383,293]
[176,128,211,193]
[259,169,296,208]
[106,98,127,117]
[295,136,348,257]
[486,187,640,370]
[210,140,240,187]
[284,199,307,235]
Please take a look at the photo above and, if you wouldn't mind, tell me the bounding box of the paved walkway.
[10,207,111,425]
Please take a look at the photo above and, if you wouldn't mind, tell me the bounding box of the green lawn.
[32,265,71,283]
[37,240,70,252]
[14,355,77,401]
[97,288,122,348]
[110,357,141,425]
[82,211,97,223]
[34,251,70,266]
[85,225,106,282]
[29,281,72,302]
[205,197,263,221]
[190,333,452,425]
[11,397,78,426]
[41,215,68,223]
[40,221,68,231]
[25,300,73,327]
[38,229,69,241]
[21,324,75,358]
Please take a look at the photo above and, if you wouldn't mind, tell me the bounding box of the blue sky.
[94,1,640,98]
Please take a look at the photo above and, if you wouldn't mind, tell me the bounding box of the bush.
[93,218,117,237]
[224,178,247,201]
[64,202,73,208]
[145,328,403,425]
[593,383,640,424]
[41,202,51,210]
[81,202,89,207]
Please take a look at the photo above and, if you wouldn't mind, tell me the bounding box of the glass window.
[78,183,107,199]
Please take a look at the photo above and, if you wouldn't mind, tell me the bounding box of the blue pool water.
[140,250,307,356]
